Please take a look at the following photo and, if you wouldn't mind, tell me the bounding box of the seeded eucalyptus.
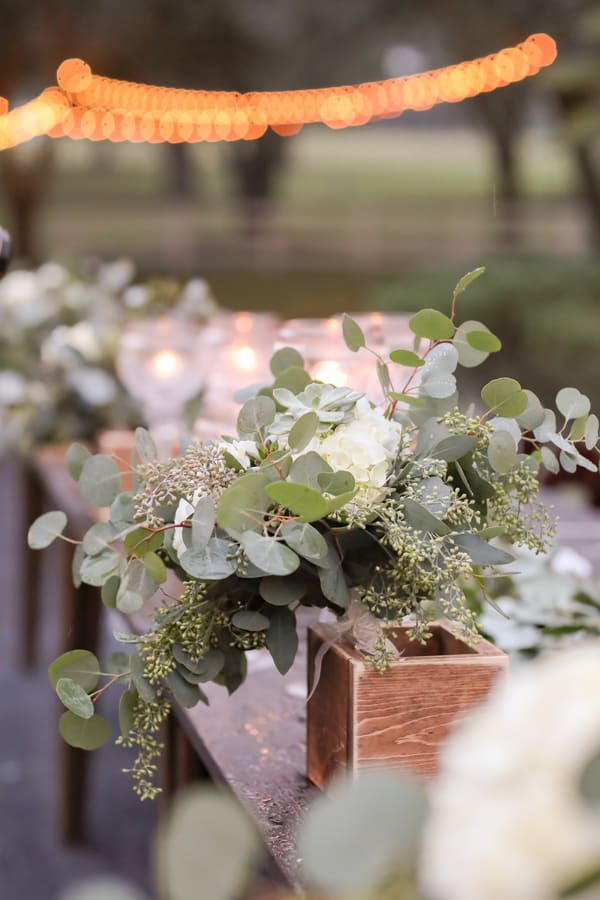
[30,267,600,796]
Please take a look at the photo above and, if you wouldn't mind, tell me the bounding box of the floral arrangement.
[62,644,600,900]
[0,259,218,454]
[28,267,600,798]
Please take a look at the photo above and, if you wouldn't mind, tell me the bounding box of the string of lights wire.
[0,33,557,150]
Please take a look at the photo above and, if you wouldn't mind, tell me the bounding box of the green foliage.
[36,267,600,800]
[59,712,110,750]
[27,510,67,549]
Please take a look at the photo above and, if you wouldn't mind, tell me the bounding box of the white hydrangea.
[219,439,259,470]
[421,645,600,900]
[316,397,402,506]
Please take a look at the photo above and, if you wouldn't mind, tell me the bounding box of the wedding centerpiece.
[28,267,600,798]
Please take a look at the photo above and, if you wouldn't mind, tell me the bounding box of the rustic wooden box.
[307,621,508,788]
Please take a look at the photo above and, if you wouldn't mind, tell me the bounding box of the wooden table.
[24,445,318,889]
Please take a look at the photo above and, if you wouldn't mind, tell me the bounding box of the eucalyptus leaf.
[376,361,392,396]
[403,498,450,535]
[299,772,426,892]
[166,671,207,708]
[101,575,120,609]
[420,372,456,400]
[487,430,518,475]
[450,533,514,565]
[481,378,528,418]
[56,677,94,719]
[266,607,298,674]
[280,521,328,560]
[117,558,157,611]
[83,522,117,556]
[237,396,276,435]
[59,712,110,751]
[109,491,136,529]
[541,446,560,474]
[453,320,491,368]
[342,313,366,352]
[79,454,122,507]
[66,442,91,481]
[172,645,225,680]
[217,471,272,534]
[453,265,486,297]
[430,434,477,463]
[143,551,167,584]
[80,550,120,587]
[231,610,270,631]
[27,510,67,550]
[72,542,84,589]
[134,427,158,462]
[389,349,424,367]
[409,308,455,341]
[560,449,578,473]
[556,387,591,421]
[517,390,546,431]
[585,414,599,451]
[259,575,306,606]
[289,451,332,489]
[241,532,300,576]
[266,481,329,522]
[156,786,260,900]
[49,649,99,691]
[180,538,237,580]
[317,470,355,496]
[465,330,501,352]
[106,651,130,676]
[533,409,557,443]
[273,365,312,395]
[130,654,155,703]
[318,542,350,608]
[191,496,215,550]
[288,411,319,453]
[119,689,137,737]
[270,346,305,376]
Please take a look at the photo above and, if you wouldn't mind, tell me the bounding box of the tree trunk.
[229,130,287,236]
[164,142,196,201]
[0,143,54,264]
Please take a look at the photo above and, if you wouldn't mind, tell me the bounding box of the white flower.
[220,439,259,469]
[172,490,201,560]
[67,368,117,406]
[42,322,102,366]
[123,285,149,309]
[97,259,135,292]
[420,645,600,900]
[317,397,402,506]
[551,547,593,580]
[0,270,38,308]
[0,371,27,405]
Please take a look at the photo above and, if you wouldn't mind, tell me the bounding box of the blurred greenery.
[372,256,600,410]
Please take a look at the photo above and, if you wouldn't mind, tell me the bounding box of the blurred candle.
[150,348,184,380]
[312,359,347,386]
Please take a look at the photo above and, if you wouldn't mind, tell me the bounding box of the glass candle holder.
[116,316,207,457]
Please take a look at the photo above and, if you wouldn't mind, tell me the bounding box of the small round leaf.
[27,511,67,550]
[409,309,455,341]
[59,711,110,750]
[56,677,94,719]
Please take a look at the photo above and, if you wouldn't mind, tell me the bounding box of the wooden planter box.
[307,621,508,788]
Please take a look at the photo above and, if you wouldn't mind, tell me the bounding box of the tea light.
[230,344,259,375]
[150,348,184,380]
[312,359,348,386]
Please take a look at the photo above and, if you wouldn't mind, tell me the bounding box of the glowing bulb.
[151,349,183,379]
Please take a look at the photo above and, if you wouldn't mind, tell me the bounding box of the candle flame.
[231,345,258,373]
[151,349,183,380]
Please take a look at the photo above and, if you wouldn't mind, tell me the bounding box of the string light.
[0,33,557,150]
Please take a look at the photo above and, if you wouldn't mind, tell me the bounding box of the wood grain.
[307,622,508,787]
